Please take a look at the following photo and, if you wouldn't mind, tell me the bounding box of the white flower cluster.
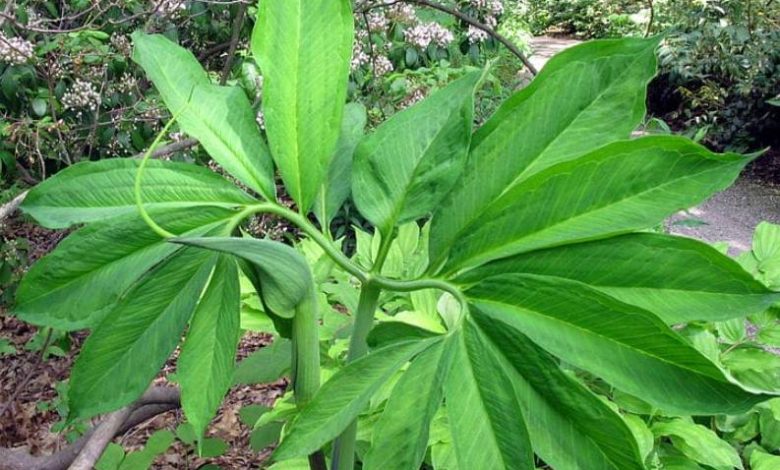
[62,79,101,113]
[154,0,186,17]
[386,4,417,24]
[255,110,266,130]
[0,34,34,65]
[400,88,426,109]
[110,34,132,56]
[351,40,370,71]
[465,0,504,41]
[470,0,504,15]
[374,55,394,76]
[404,22,454,49]
[366,12,389,31]
[116,72,137,94]
[467,26,489,43]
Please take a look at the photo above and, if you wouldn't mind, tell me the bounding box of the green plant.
[13,2,780,470]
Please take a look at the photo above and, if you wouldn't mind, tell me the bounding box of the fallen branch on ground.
[0,386,180,470]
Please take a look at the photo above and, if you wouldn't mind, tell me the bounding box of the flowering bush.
[1,0,521,186]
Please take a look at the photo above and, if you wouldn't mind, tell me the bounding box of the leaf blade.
[472,312,645,470]
[274,338,438,460]
[431,37,661,268]
[445,323,534,470]
[15,207,236,330]
[441,136,750,273]
[132,32,276,200]
[457,233,779,324]
[363,339,452,470]
[252,0,354,210]
[352,71,482,233]
[20,159,254,228]
[466,274,768,415]
[179,255,241,442]
[314,102,367,226]
[68,248,217,419]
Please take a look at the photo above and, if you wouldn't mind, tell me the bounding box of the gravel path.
[528,36,581,70]
[668,177,780,254]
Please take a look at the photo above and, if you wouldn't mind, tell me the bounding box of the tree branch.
[361,0,538,75]
[220,2,248,85]
[0,386,180,470]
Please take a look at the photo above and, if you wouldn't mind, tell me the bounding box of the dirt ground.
[0,308,285,469]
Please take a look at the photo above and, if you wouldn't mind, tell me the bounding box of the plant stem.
[332,281,383,470]
[236,204,468,308]
[291,291,321,407]
[290,279,325,470]
[243,203,367,282]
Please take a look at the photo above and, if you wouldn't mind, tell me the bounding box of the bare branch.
[220,2,248,85]
[361,0,538,75]
[0,386,180,470]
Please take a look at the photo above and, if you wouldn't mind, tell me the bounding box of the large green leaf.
[21,159,254,228]
[252,0,354,211]
[273,338,438,460]
[15,207,235,330]
[472,312,645,470]
[313,102,367,227]
[363,338,452,470]
[352,71,482,234]
[68,248,217,419]
[466,274,767,415]
[445,324,534,470]
[173,237,312,316]
[437,136,750,274]
[430,37,661,269]
[179,255,241,442]
[132,32,275,200]
[457,233,778,324]
[652,419,743,470]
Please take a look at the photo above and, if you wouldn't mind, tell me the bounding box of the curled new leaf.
[173,237,313,316]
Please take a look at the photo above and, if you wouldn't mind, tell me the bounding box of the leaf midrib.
[451,152,736,271]
[472,297,726,382]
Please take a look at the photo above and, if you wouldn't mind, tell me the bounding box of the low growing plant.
[13,1,780,469]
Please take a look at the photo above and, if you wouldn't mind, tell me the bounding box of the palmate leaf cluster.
[13,0,780,468]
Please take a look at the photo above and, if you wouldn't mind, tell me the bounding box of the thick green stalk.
[291,287,325,470]
[291,290,321,407]
[332,281,383,470]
